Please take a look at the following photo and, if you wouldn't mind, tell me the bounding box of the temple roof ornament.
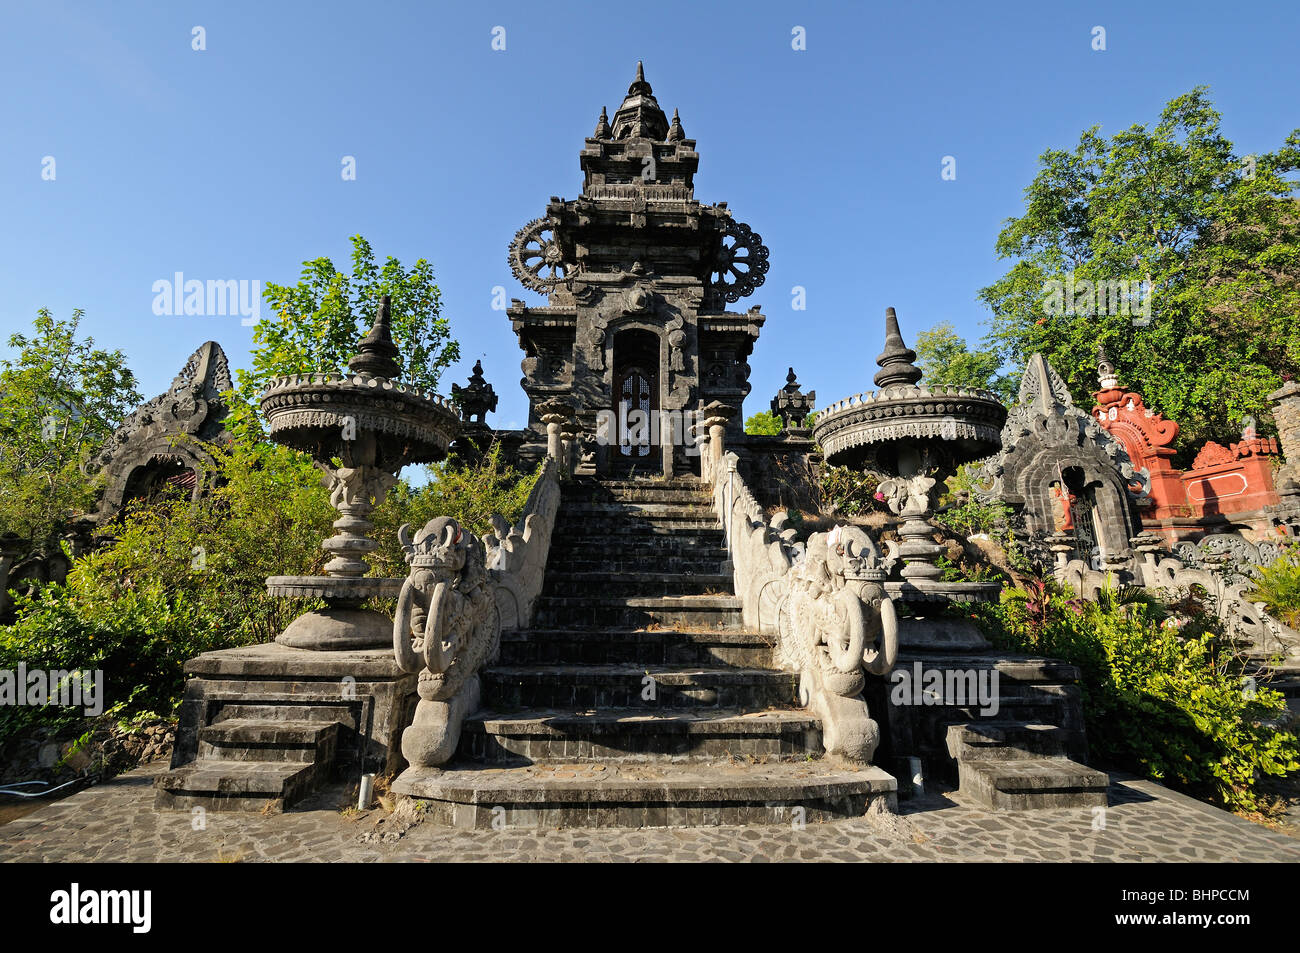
[593,106,611,139]
[451,360,499,425]
[873,307,922,388]
[348,295,401,379]
[667,108,685,142]
[771,367,815,429]
[611,61,670,141]
[1097,345,1119,390]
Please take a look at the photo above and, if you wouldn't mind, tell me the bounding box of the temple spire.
[611,61,668,140]
[594,105,611,139]
[667,108,685,142]
[1097,344,1119,389]
[873,307,922,388]
[348,294,401,379]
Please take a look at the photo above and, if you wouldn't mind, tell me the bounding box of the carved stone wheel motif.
[509,218,569,292]
[709,220,770,302]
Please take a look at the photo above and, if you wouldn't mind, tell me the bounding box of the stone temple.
[506,62,768,478]
[152,63,1278,827]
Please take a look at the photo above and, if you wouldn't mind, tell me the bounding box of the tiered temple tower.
[506,63,769,476]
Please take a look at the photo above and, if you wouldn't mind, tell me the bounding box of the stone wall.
[734,434,820,513]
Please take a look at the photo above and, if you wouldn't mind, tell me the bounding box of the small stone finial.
[873,307,922,388]
[772,367,815,429]
[594,106,611,139]
[667,108,685,142]
[348,294,401,379]
[628,60,652,95]
[452,359,498,425]
[1097,344,1119,389]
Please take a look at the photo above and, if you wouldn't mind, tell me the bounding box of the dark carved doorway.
[611,329,661,475]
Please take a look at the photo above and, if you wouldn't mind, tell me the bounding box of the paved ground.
[2,764,1297,862]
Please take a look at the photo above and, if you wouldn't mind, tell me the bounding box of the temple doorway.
[611,329,661,475]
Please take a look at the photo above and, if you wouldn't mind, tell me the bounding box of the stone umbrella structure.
[259,297,461,650]
[814,308,1006,592]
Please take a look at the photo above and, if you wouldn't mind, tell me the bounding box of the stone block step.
[542,571,732,599]
[197,719,340,764]
[553,517,722,534]
[958,758,1108,811]
[533,594,744,630]
[392,760,898,829]
[499,628,774,668]
[460,707,821,763]
[558,502,715,519]
[480,664,799,709]
[944,721,1070,761]
[550,555,727,575]
[154,760,319,813]
[214,703,358,728]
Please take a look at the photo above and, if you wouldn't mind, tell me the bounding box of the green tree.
[232,234,461,435]
[0,309,141,542]
[915,321,1015,402]
[980,87,1300,453]
[744,410,783,435]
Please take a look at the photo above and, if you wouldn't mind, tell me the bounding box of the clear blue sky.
[3,0,1298,428]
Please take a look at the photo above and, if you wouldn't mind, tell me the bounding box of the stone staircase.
[870,650,1108,811]
[154,645,415,812]
[395,476,897,828]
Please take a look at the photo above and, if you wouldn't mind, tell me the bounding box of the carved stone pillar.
[539,398,573,474]
[701,400,736,481]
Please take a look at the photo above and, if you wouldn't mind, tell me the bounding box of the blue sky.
[2,0,1298,429]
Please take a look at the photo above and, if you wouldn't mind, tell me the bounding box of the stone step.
[459,707,821,764]
[944,721,1070,762]
[198,719,340,764]
[499,628,774,668]
[549,555,727,575]
[548,537,726,560]
[533,594,744,629]
[559,502,715,518]
[154,760,320,813]
[542,571,733,599]
[554,516,722,534]
[214,703,359,729]
[957,758,1108,811]
[392,760,898,829]
[480,664,799,710]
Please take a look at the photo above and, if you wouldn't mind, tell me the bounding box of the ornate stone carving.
[91,340,233,521]
[393,459,561,768]
[709,219,770,304]
[771,368,815,429]
[451,360,498,425]
[509,218,570,293]
[710,452,897,762]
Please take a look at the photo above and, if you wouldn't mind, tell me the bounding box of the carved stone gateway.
[506,63,769,477]
[974,352,1145,565]
[90,340,233,521]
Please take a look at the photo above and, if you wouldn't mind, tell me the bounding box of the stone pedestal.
[156,642,417,812]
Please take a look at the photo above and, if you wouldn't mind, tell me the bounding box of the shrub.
[1247,552,1300,628]
[973,580,1300,813]
[818,465,884,517]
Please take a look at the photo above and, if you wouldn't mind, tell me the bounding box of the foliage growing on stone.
[980,87,1300,455]
[818,464,885,517]
[0,309,141,543]
[1246,550,1300,629]
[974,579,1300,813]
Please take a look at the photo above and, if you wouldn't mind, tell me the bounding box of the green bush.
[818,465,884,517]
[973,580,1299,813]
[1247,551,1300,629]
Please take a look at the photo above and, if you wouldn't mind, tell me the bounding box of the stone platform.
[4,763,1297,862]
[155,643,416,812]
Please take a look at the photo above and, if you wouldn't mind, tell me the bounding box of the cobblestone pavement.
[2,764,1297,862]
